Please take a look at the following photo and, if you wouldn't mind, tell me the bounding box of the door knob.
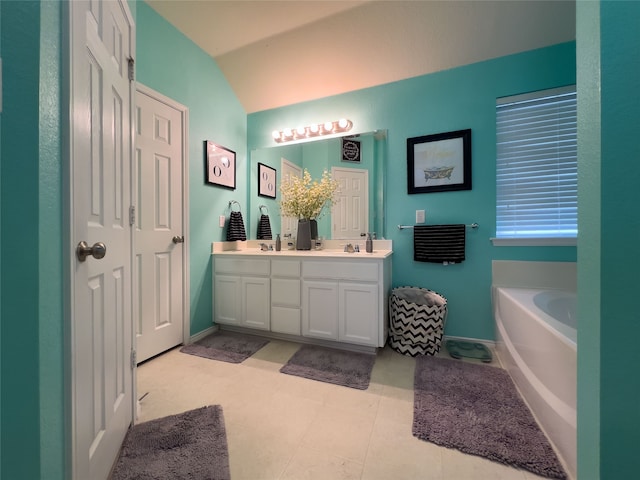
[172,235,185,244]
[76,241,107,262]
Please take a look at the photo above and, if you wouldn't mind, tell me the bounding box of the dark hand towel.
[226,211,247,241]
[414,224,466,263]
[257,214,273,240]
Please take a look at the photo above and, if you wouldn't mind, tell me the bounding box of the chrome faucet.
[344,243,355,253]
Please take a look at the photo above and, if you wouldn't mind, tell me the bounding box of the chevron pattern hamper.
[388,287,448,356]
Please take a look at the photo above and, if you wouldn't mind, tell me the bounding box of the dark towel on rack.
[257,214,273,240]
[226,211,247,241]
[414,224,466,263]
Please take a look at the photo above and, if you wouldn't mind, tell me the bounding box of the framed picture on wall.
[258,162,277,199]
[407,129,472,194]
[205,140,236,189]
[342,138,361,163]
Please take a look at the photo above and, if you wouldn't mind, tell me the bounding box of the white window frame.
[492,86,577,247]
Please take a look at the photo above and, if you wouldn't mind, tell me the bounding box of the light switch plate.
[219,215,226,228]
[416,209,425,224]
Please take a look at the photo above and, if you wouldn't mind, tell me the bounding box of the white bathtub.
[493,287,576,479]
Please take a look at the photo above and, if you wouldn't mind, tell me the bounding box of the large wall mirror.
[247,130,387,241]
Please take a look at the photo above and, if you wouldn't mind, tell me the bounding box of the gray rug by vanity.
[280,344,376,390]
[413,356,567,479]
[180,330,269,363]
[110,405,230,480]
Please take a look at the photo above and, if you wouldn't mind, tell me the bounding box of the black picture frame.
[258,162,277,199]
[341,138,361,163]
[204,140,236,189]
[407,129,472,194]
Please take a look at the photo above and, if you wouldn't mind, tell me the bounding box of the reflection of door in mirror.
[281,158,302,238]
[331,167,369,239]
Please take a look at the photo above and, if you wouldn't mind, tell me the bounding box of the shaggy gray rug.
[180,330,269,363]
[413,356,567,479]
[110,405,230,480]
[280,344,376,389]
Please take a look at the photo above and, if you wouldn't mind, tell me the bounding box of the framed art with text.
[407,129,472,194]
[205,140,236,189]
[258,162,277,199]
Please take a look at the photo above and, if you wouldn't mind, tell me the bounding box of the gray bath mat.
[180,330,269,363]
[413,356,566,479]
[280,344,376,390]
[110,405,230,480]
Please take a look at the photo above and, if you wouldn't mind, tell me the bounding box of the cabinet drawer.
[302,261,378,282]
[215,257,270,276]
[271,259,301,277]
[272,278,300,307]
[271,306,301,336]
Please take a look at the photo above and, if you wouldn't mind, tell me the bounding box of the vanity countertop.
[211,240,393,259]
[212,249,393,259]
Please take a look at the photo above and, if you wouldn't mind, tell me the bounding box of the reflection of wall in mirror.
[248,131,384,240]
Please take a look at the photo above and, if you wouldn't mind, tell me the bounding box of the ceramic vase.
[296,219,312,250]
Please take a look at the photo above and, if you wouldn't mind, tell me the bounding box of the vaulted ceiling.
[145,0,576,113]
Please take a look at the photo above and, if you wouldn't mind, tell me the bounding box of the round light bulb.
[296,126,306,136]
[309,124,319,134]
[338,118,349,129]
[323,121,333,132]
[272,130,281,140]
[283,128,293,138]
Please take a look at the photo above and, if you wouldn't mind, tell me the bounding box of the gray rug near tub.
[180,330,269,363]
[280,344,376,390]
[110,405,230,480]
[413,356,567,479]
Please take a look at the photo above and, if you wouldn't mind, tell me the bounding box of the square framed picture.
[205,140,236,189]
[407,129,472,194]
[258,162,277,199]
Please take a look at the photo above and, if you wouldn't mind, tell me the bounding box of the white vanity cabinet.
[302,261,382,347]
[213,257,270,330]
[270,259,302,335]
[212,248,392,349]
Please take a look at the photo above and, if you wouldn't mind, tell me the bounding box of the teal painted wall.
[576,1,601,477]
[136,2,247,335]
[249,43,577,340]
[38,1,63,477]
[578,1,640,478]
[1,2,44,479]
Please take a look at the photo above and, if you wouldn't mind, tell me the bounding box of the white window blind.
[496,86,577,239]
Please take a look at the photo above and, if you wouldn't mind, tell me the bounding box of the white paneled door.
[331,167,369,239]
[134,85,187,363]
[69,1,135,479]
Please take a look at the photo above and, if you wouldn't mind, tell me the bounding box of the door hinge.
[130,350,137,369]
[127,57,135,82]
[129,205,135,226]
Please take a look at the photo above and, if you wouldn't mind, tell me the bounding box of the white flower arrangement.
[279,169,339,220]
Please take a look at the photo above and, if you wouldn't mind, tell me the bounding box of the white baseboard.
[188,325,218,344]
[443,334,496,348]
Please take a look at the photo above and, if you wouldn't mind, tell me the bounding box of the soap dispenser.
[275,233,281,251]
[365,233,373,253]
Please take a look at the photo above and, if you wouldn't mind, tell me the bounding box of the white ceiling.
[145,0,576,113]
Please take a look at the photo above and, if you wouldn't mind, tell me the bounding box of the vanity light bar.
[272,118,353,143]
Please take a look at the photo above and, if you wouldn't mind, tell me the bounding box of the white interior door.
[331,167,369,239]
[134,84,188,363]
[69,1,135,479]
[280,158,302,238]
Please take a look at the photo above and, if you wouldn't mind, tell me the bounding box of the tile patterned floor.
[137,339,551,480]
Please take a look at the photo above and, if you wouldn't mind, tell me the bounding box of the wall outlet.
[416,209,426,224]
[219,215,226,228]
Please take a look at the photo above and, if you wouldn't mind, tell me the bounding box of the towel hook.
[259,205,269,215]
[228,200,241,212]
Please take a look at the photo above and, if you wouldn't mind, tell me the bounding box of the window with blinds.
[496,86,577,240]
